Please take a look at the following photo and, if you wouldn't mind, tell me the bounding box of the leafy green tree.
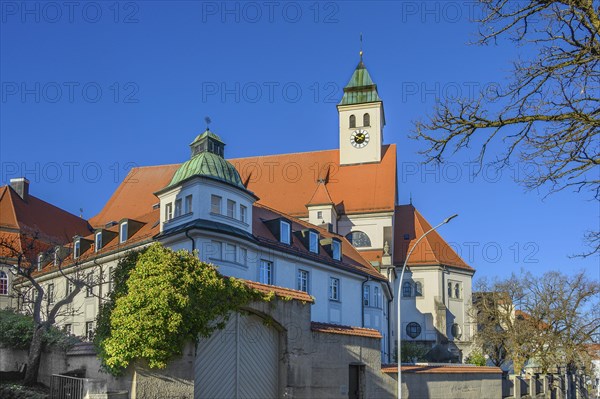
[96,243,264,375]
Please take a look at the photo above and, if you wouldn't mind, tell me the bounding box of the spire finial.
[359,33,363,61]
[204,116,211,131]
[409,192,413,205]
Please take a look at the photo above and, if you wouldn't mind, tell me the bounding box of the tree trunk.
[23,324,48,386]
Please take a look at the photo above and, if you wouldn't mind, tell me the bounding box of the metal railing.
[50,374,84,399]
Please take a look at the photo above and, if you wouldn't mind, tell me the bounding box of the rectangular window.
[74,240,80,259]
[317,211,322,219]
[86,274,94,297]
[297,269,309,293]
[66,280,74,296]
[374,286,380,308]
[227,199,236,218]
[309,231,319,254]
[240,248,248,266]
[37,254,43,271]
[174,198,182,217]
[185,195,193,214]
[120,222,128,243]
[280,220,291,244]
[224,243,236,263]
[447,282,453,299]
[332,240,341,261]
[54,248,59,266]
[363,285,370,306]
[95,232,102,252]
[47,284,54,304]
[329,277,340,301]
[210,241,222,259]
[211,195,222,214]
[240,205,247,223]
[259,260,273,285]
[64,324,72,335]
[165,203,173,221]
[85,321,94,341]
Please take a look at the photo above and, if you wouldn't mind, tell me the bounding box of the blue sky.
[1,1,598,281]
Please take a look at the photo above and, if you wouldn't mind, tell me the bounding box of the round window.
[406,322,421,339]
[451,323,462,339]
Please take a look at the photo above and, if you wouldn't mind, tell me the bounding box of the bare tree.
[413,0,600,255]
[473,270,600,375]
[0,230,94,386]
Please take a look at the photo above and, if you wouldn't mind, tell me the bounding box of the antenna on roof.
[79,208,84,218]
[409,193,413,205]
[204,116,211,131]
[359,33,363,61]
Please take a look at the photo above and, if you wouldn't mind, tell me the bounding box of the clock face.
[350,129,370,148]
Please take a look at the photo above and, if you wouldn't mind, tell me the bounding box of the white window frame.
[329,277,340,301]
[211,195,222,214]
[240,205,247,223]
[227,199,236,218]
[37,254,43,271]
[119,222,128,243]
[95,232,102,252]
[74,239,81,259]
[165,202,173,220]
[309,231,319,254]
[332,239,341,261]
[259,260,273,285]
[297,269,309,293]
[85,321,94,341]
[0,271,8,295]
[280,220,291,244]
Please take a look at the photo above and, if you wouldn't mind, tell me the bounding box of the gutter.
[185,229,196,251]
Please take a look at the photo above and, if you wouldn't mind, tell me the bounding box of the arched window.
[349,114,356,128]
[0,271,7,295]
[451,323,462,339]
[363,113,370,126]
[345,231,371,248]
[402,282,412,297]
[406,322,421,339]
[415,281,423,297]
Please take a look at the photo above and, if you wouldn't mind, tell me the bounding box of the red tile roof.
[393,205,473,271]
[306,181,334,206]
[253,203,387,281]
[381,364,502,374]
[230,145,397,217]
[311,322,382,338]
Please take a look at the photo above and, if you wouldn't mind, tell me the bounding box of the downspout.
[387,295,393,363]
[361,275,370,327]
[185,229,196,251]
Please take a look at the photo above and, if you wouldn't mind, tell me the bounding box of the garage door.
[194,312,279,399]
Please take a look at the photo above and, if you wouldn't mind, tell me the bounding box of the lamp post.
[397,213,458,399]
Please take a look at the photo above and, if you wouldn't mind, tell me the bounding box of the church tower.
[337,54,385,165]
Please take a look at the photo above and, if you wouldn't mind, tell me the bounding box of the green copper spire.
[339,58,382,105]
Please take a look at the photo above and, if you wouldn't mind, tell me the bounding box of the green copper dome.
[168,151,245,189]
[166,129,245,190]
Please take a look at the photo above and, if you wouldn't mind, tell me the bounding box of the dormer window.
[165,203,173,221]
[54,247,59,267]
[363,113,370,126]
[95,232,102,252]
[120,222,128,243]
[349,114,356,128]
[74,239,81,259]
[332,239,341,261]
[309,231,319,254]
[37,254,43,271]
[174,199,182,217]
[280,220,291,244]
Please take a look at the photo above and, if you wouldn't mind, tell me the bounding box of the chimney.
[10,178,29,201]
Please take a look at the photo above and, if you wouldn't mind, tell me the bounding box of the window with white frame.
[0,271,8,295]
[211,195,222,214]
[85,321,94,341]
[280,220,291,244]
[332,239,341,261]
[174,198,182,217]
[415,281,423,297]
[402,281,412,297]
[66,280,74,296]
[240,205,247,223]
[210,241,222,259]
[185,195,193,214]
[120,222,128,243]
[165,203,173,221]
[329,277,340,301]
[224,243,236,262]
[227,199,236,218]
[259,260,273,285]
[95,232,102,252]
[37,254,43,271]
[54,248,59,266]
[374,286,381,308]
[74,240,81,259]
[297,269,309,292]
[363,285,370,306]
[309,231,319,254]
[47,283,54,303]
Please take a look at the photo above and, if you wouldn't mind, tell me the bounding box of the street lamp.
[397,213,458,399]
